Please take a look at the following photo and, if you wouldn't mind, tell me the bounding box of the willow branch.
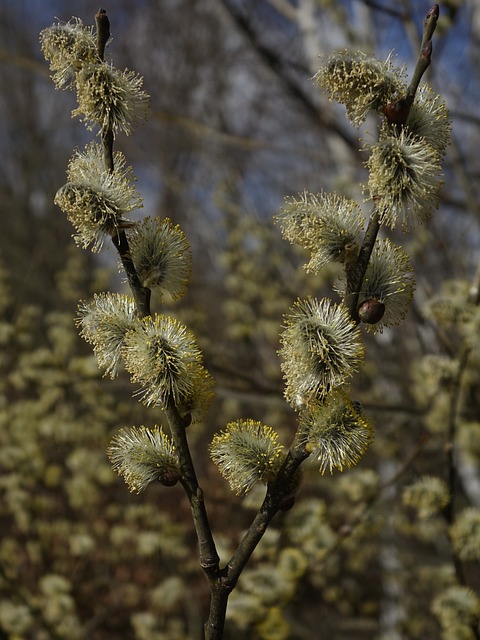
[344,208,380,322]
[407,4,439,100]
[205,439,309,640]
[228,442,308,581]
[165,399,220,578]
[95,11,114,172]
[204,582,229,640]
[95,8,110,62]
[345,5,441,321]
[93,12,218,583]
[102,127,151,316]
[100,121,150,318]
[93,9,151,318]
[94,9,219,601]
[111,231,152,317]
[204,438,309,640]
[384,5,439,125]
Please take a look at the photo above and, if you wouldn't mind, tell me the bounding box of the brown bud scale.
[158,468,180,487]
[358,298,385,325]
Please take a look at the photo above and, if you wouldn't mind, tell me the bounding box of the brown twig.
[111,230,152,317]
[93,12,221,619]
[407,5,439,100]
[344,208,380,322]
[95,8,110,62]
[94,9,151,318]
[165,399,220,576]
[383,5,439,125]
[204,437,309,640]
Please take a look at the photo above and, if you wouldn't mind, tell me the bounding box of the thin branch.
[95,8,110,62]
[93,16,222,627]
[93,14,220,602]
[111,230,152,318]
[383,4,439,125]
[205,437,309,640]
[204,583,229,640]
[344,208,380,322]
[100,118,151,317]
[94,9,151,318]
[102,128,114,173]
[227,439,308,582]
[165,399,220,576]
[407,4,439,99]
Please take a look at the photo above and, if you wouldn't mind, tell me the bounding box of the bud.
[383,96,411,125]
[358,298,386,325]
[158,467,181,487]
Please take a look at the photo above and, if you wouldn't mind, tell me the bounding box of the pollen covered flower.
[280,298,364,407]
[432,586,480,633]
[54,142,142,251]
[108,425,180,493]
[122,314,203,408]
[40,18,97,89]
[450,508,480,561]
[276,192,364,273]
[128,217,192,300]
[337,238,415,333]
[176,364,215,424]
[410,355,459,409]
[300,390,373,474]
[210,419,284,496]
[405,84,451,157]
[366,127,443,230]
[422,279,471,327]
[73,62,149,134]
[314,50,405,126]
[402,476,450,518]
[77,292,138,378]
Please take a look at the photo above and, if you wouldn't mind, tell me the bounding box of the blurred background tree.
[1,0,480,638]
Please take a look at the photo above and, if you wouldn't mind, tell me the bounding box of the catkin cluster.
[41,17,451,499]
[274,48,450,476]
[41,16,215,493]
